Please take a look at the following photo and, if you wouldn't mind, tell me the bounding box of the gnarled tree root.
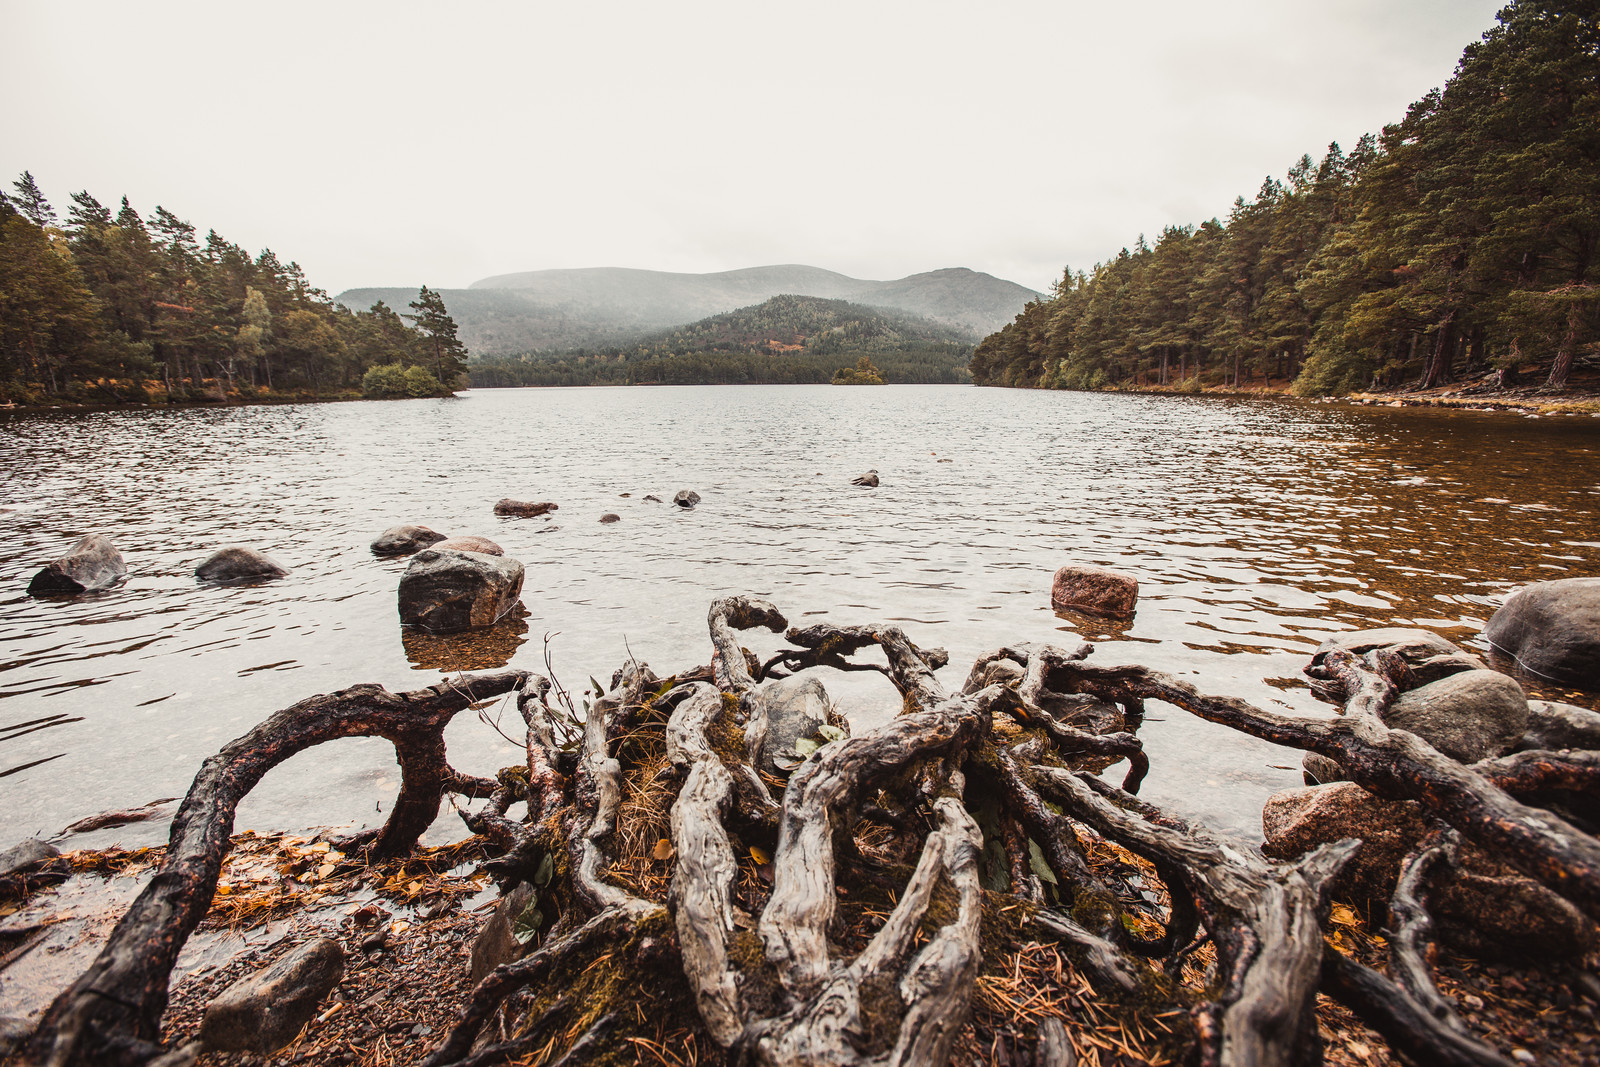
[22,598,1597,1067]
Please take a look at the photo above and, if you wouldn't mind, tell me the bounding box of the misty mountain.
[468,294,973,388]
[335,265,1040,357]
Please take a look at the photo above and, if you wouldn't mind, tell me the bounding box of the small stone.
[673,490,701,509]
[643,494,662,502]
[469,884,535,984]
[1050,563,1138,619]
[493,499,558,518]
[851,470,879,487]
[599,513,621,524]
[194,545,289,582]
[0,838,59,878]
[370,525,448,556]
[1512,1050,1535,1063]
[199,938,344,1055]
[361,924,391,953]
[432,536,503,556]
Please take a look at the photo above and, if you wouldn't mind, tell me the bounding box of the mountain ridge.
[336,264,1040,357]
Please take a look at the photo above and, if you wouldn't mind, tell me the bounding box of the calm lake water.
[2,386,1597,849]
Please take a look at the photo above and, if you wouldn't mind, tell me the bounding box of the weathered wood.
[29,670,527,1067]
[1387,830,1474,1036]
[1320,949,1514,1067]
[1041,657,1600,921]
[1034,766,1357,1067]
[666,684,744,1045]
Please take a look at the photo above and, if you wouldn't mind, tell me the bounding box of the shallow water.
[1,386,1597,849]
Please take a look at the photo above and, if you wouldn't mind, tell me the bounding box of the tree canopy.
[0,178,461,404]
[971,0,1600,395]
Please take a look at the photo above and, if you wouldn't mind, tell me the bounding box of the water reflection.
[0,388,1596,847]
[401,606,530,672]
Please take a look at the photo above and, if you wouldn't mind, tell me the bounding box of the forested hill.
[468,294,972,387]
[972,0,1599,397]
[0,178,463,405]
[339,265,1039,357]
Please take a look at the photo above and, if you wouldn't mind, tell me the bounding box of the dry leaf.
[750,846,771,865]
[652,838,675,861]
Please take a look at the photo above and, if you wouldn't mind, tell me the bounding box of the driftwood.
[19,599,1600,1067]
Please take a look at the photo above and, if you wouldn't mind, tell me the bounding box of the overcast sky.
[3,0,1505,295]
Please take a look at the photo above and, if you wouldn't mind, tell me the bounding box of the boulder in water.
[851,470,879,487]
[398,548,524,633]
[494,499,558,518]
[1485,577,1600,689]
[1050,563,1138,619]
[432,536,503,556]
[599,513,621,524]
[194,545,288,582]
[371,524,448,556]
[26,534,127,596]
[673,490,701,509]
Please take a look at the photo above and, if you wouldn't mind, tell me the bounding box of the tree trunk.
[1545,301,1581,390]
[1420,311,1457,389]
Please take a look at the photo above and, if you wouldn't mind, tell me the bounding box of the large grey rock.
[760,674,841,773]
[1050,563,1138,618]
[469,882,536,985]
[1262,783,1596,958]
[371,524,448,556]
[1385,669,1528,764]
[1486,577,1600,690]
[1311,627,1485,685]
[398,549,524,633]
[198,937,344,1054]
[26,534,126,596]
[0,838,59,878]
[1517,700,1600,752]
[194,545,288,582]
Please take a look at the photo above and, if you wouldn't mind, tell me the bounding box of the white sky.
[3,0,1505,295]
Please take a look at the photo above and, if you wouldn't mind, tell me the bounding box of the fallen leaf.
[652,839,675,861]
[750,846,771,865]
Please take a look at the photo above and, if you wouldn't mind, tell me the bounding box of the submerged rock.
[1050,563,1138,619]
[851,470,879,487]
[26,534,126,596]
[398,548,524,633]
[371,524,448,556]
[1486,577,1600,689]
[432,536,503,556]
[199,938,344,1054]
[673,490,701,509]
[599,513,621,524]
[194,545,288,582]
[494,499,558,518]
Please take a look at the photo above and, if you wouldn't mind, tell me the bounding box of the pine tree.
[10,172,56,228]
[405,285,468,386]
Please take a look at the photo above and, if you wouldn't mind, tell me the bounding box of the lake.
[2,385,1597,850]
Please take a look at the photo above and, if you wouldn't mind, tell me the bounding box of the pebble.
[1513,1050,1535,1063]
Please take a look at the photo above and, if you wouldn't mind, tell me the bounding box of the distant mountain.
[336,265,1040,357]
[468,295,973,388]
